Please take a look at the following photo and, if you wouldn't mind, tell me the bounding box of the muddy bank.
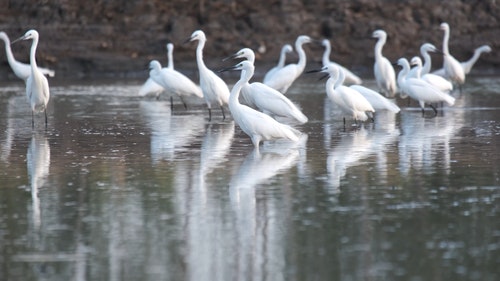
[0,0,498,80]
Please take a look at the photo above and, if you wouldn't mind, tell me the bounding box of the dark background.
[0,0,498,80]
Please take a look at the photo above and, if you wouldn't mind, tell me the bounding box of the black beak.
[183,36,193,45]
[218,65,240,73]
[305,68,322,74]
[11,35,26,45]
[222,53,239,62]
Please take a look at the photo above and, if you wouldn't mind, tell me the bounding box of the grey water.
[0,77,499,281]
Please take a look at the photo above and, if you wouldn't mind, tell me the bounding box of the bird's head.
[185,30,205,44]
[149,60,162,71]
[12,29,39,44]
[372,30,386,39]
[223,48,255,62]
[440,22,449,31]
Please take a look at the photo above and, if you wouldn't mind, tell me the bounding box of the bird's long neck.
[230,68,253,108]
[442,28,450,55]
[295,42,307,72]
[421,50,432,74]
[195,39,208,72]
[374,36,386,59]
[167,47,174,69]
[462,48,484,70]
[322,42,331,66]
[327,71,339,93]
[397,62,409,82]
[29,36,39,73]
[413,62,422,79]
[335,69,345,88]
[1,35,17,67]
[277,48,287,67]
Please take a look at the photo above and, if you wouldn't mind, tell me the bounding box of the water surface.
[0,77,499,281]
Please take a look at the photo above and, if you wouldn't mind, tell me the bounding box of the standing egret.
[220,60,301,147]
[410,56,453,93]
[0,31,54,81]
[263,35,312,93]
[12,30,50,128]
[186,30,230,121]
[263,44,293,83]
[372,30,397,98]
[148,60,203,110]
[440,22,465,85]
[418,43,441,75]
[311,64,375,126]
[321,39,362,85]
[433,45,492,76]
[396,58,455,115]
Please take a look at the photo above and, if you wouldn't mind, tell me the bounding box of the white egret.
[263,35,312,93]
[433,45,492,76]
[0,31,55,81]
[313,64,375,126]
[263,44,293,83]
[12,30,50,127]
[440,22,465,85]
[148,60,203,110]
[186,30,230,120]
[410,56,453,93]
[221,60,301,147]
[224,48,308,124]
[396,58,455,115]
[139,43,178,98]
[350,85,400,113]
[321,39,362,85]
[372,30,397,98]
[418,43,441,75]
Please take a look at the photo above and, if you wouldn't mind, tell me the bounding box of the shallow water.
[0,77,499,281]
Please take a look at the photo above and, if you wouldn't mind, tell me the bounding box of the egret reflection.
[139,100,205,163]
[27,132,50,229]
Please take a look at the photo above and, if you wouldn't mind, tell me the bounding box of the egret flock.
[0,22,492,147]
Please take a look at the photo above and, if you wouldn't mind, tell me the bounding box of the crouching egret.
[263,35,312,93]
[309,64,375,126]
[397,58,455,116]
[186,30,230,121]
[220,60,301,147]
[148,60,203,110]
[372,30,397,98]
[224,48,308,124]
[12,30,50,128]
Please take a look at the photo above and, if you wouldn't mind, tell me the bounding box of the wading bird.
[321,39,362,85]
[221,60,301,147]
[263,35,312,93]
[12,30,50,128]
[433,45,492,77]
[372,30,397,98]
[439,22,465,85]
[263,44,293,84]
[186,30,230,121]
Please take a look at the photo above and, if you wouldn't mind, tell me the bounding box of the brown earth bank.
[0,0,499,81]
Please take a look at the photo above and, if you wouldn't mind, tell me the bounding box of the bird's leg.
[430,104,438,116]
[208,108,212,122]
[343,117,346,131]
[180,97,187,110]
[421,107,426,117]
[170,96,174,111]
[44,109,48,128]
[32,111,35,128]
[221,106,226,120]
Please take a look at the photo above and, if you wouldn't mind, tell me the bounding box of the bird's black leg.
[221,106,226,120]
[421,107,425,117]
[430,104,438,116]
[208,108,212,122]
[44,109,48,128]
[32,111,35,128]
[170,96,174,111]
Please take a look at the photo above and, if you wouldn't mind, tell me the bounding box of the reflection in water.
[139,101,205,163]
[27,133,51,229]
[398,109,462,176]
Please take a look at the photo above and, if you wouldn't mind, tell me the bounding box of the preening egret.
[148,60,203,110]
[321,39,362,85]
[397,58,455,115]
[433,45,492,76]
[263,44,293,84]
[0,31,54,81]
[221,60,301,147]
[372,30,397,98]
[263,35,312,93]
[12,30,50,128]
[440,22,465,85]
[186,30,230,121]
[410,56,453,93]
[224,48,308,124]
[312,64,375,126]
[350,85,400,113]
